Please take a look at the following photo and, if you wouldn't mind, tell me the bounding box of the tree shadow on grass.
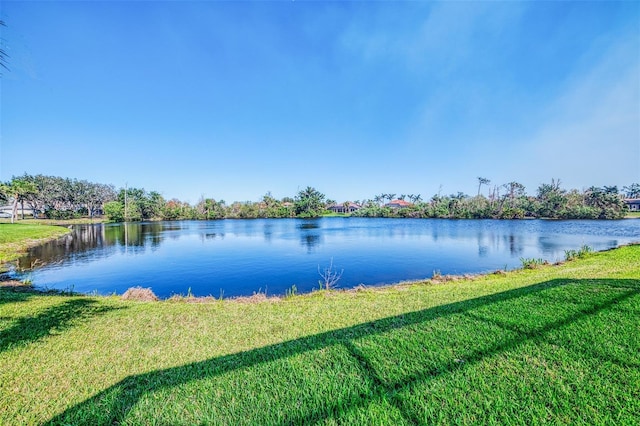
[0,279,83,306]
[45,278,640,425]
[0,294,125,353]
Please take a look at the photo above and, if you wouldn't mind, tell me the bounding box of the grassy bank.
[0,245,638,425]
[0,223,71,266]
[0,217,107,226]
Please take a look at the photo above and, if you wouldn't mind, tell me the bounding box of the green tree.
[104,201,125,222]
[294,186,326,218]
[2,177,37,223]
[623,183,640,199]
[584,186,625,219]
[118,187,157,220]
[536,179,567,218]
[161,199,188,220]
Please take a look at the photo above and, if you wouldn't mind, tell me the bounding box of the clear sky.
[1,1,639,203]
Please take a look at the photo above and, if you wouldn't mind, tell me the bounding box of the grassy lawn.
[0,245,638,425]
[0,217,107,226]
[0,223,71,265]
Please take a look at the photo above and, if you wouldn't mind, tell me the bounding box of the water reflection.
[11,218,640,298]
[505,234,523,256]
[297,219,322,251]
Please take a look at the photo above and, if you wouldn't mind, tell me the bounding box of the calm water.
[11,218,640,298]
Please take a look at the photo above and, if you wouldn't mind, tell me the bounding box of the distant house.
[0,204,35,218]
[328,203,361,214]
[385,199,413,209]
[625,199,640,212]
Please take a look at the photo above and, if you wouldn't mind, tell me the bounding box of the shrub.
[45,209,81,220]
[520,257,547,269]
[565,245,593,261]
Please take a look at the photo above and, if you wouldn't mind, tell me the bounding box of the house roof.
[385,199,412,208]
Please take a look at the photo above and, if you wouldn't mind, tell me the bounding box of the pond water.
[11,218,640,298]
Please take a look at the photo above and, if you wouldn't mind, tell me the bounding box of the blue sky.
[1,1,638,203]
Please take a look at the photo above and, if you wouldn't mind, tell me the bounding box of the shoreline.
[3,242,638,303]
[0,223,73,271]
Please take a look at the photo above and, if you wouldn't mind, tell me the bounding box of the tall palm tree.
[477,177,491,197]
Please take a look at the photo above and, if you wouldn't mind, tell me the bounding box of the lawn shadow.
[45,278,640,425]
[0,280,81,306]
[0,295,125,353]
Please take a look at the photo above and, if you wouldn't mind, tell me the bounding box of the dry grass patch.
[121,287,159,301]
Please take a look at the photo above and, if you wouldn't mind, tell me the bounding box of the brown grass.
[121,287,159,301]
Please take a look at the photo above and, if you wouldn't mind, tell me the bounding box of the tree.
[88,183,117,217]
[343,201,351,214]
[623,183,640,199]
[118,187,159,220]
[477,177,491,197]
[584,186,625,219]
[294,186,326,218]
[147,191,165,219]
[0,184,7,204]
[196,197,226,220]
[503,182,525,200]
[104,201,125,222]
[2,178,36,222]
[536,179,566,218]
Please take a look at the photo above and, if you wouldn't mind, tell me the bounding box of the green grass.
[1,245,639,425]
[0,217,107,226]
[0,223,71,265]
[626,211,640,219]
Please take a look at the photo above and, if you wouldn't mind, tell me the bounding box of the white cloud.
[518,37,640,188]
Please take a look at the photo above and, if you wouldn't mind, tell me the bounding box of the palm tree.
[3,178,37,223]
[294,186,326,218]
[343,201,350,214]
[477,177,491,197]
[623,183,640,198]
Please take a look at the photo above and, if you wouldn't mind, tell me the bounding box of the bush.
[565,245,593,261]
[45,209,81,220]
[520,257,547,269]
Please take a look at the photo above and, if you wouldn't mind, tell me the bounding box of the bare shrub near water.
[318,258,343,290]
[122,287,159,301]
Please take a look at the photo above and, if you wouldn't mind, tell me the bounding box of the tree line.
[0,174,116,222]
[1,174,639,222]
[355,179,637,220]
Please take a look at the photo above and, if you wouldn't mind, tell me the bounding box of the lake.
[11,218,640,298]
